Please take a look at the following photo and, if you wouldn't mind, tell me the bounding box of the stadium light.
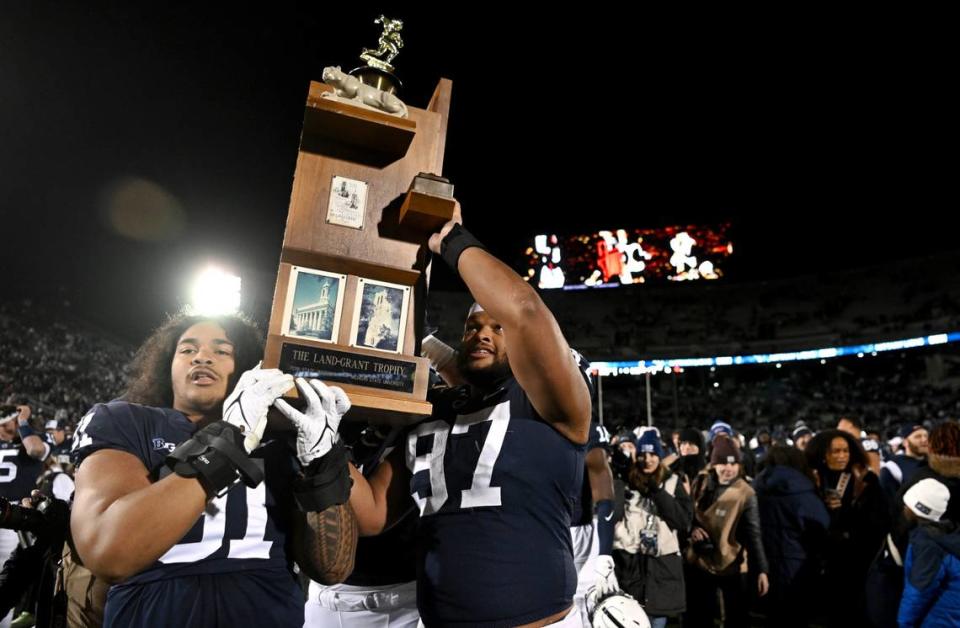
[189,266,241,316]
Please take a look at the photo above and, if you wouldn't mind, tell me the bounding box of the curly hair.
[123,312,264,409]
[804,429,868,474]
[930,420,960,458]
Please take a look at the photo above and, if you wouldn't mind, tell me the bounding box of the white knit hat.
[903,478,950,522]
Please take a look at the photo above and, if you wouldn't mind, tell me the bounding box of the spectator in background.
[613,430,693,628]
[755,445,829,627]
[879,424,928,506]
[806,429,888,627]
[897,478,960,627]
[792,423,814,452]
[685,436,769,628]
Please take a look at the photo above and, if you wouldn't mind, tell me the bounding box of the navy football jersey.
[0,436,50,500]
[71,401,302,627]
[574,422,611,527]
[590,422,610,451]
[344,426,418,587]
[407,378,585,626]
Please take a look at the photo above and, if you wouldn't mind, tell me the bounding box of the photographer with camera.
[0,403,52,628]
[0,490,71,628]
[611,429,693,628]
[684,434,769,628]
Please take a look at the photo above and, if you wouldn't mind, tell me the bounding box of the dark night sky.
[1,5,954,341]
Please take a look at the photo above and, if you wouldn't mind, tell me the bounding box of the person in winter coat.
[897,478,960,627]
[754,445,830,627]
[684,435,770,628]
[806,429,889,627]
[612,429,693,628]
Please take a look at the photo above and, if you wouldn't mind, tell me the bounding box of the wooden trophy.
[263,16,455,426]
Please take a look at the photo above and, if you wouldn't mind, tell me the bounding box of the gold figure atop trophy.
[345,15,405,103]
[360,16,404,75]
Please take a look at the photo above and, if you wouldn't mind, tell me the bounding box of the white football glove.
[222,364,294,453]
[273,377,351,466]
[588,554,622,611]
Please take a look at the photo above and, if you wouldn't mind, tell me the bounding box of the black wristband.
[17,423,38,441]
[439,223,486,275]
[166,422,264,499]
[293,443,353,512]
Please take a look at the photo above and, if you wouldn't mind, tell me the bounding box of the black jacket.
[755,465,829,594]
[819,466,889,581]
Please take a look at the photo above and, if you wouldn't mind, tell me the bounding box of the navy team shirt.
[407,378,586,627]
[72,401,302,628]
[0,434,51,501]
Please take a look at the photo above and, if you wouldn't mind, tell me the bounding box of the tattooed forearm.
[294,502,358,584]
